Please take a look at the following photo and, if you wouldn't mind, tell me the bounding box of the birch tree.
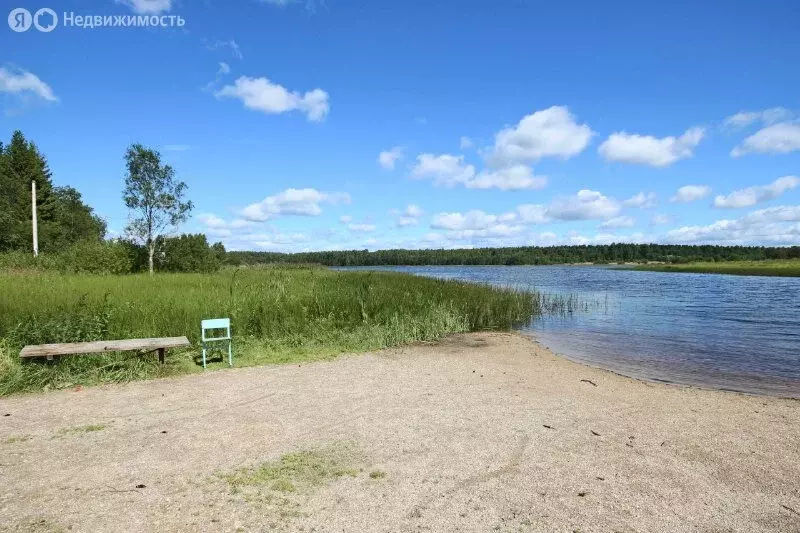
[122,144,192,274]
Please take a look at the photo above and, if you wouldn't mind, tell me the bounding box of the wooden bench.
[19,337,191,363]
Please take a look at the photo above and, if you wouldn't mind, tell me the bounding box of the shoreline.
[1,332,798,532]
[526,333,800,401]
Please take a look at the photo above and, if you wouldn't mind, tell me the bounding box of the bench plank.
[20,337,191,359]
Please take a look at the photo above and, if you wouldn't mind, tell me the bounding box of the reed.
[0,267,535,395]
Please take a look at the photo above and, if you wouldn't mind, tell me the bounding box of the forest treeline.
[228,244,800,267]
[4,129,800,272]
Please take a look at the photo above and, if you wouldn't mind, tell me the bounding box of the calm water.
[346,265,800,398]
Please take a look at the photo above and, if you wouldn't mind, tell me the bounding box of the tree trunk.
[148,242,155,275]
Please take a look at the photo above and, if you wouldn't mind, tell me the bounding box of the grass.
[635,259,800,277]
[220,443,361,495]
[0,266,535,395]
[3,434,31,444]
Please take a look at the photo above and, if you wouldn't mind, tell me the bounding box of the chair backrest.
[201,318,231,341]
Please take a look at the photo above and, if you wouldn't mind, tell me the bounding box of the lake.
[344,265,800,398]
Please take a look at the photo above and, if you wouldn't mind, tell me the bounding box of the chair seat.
[203,336,230,342]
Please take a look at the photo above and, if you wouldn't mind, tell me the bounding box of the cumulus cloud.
[487,106,593,166]
[215,76,329,121]
[666,205,800,244]
[217,62,231,75]
[240,188,350,221]
[599,216,635,229]
[339,215,353,224]
[598,126,705,167]
[466,165,547,191]
[410,154,476,186]
[723,108,792,129]
[713,176,800,208]
[116,0,171,14]
[731,123,800,157]
[378,147,403,170]
[623,191,657,209]
[410,154,545,190]
[392,204,423,227]
[671,185,712,203]
[460,136,474,149]
[546,189,621,221]
[0,66,57,102]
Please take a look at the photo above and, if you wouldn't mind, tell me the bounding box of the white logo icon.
[33,8,57,32]
[8,8,32,32]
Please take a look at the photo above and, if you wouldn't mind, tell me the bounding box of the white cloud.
[466,165,547,191]
[460,136,474,149]
[0,67,57,102]
[651,214,673,226]
[217,62,231,75]
[516,204,550,224]
[671,185,712,203]
[599,216,635,229]
[116,0,171,14]
[598,126,705,167]
[488,106,593,166]
[240,188,350,221]
[410,154,545,190]
[348,223,376,233]
[410,154,476,186]
[666,205,800,244]
[431,210,511,231]
[206,40,243,60]
[713,176,800,208]
[215,76,329,121]
[378,147,403,170]
[723,108,792,129]
[623,191,657,209]
[546,189,621,221]
[339,215,353,224]
[392,204,424,227]
[731,123,800,157]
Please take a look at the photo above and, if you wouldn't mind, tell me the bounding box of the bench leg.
[202,344,207,369]
[158,348,165,364]
[228,340,233,367]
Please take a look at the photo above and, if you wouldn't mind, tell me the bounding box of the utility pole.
[32,180,38,257]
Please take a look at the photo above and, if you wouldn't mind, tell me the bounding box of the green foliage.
[156,234,224,273]
[0,268,534,395]
[122,143,193,274]
[0,131,104,254]
[57,240,133,275]
[227,244,800,267]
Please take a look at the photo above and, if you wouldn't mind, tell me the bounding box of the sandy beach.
[1,332,798,532]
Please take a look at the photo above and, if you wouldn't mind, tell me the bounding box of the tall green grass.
[0,266,535,395]
[635,259,800,277]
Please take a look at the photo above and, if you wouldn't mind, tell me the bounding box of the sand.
[1,332,798,533]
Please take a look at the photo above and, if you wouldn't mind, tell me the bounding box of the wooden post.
[31,180,38,258]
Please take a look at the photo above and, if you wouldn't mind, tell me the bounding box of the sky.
[2,0,800,252]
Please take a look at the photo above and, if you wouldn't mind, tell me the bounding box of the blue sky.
[2,0,799,251]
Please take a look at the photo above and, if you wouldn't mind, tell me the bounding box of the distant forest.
[228,244,800,267]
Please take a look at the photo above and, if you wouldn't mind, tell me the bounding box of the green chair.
[201,318,232,369]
